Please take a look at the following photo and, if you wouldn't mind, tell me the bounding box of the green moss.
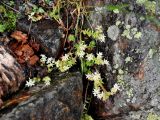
[0,5,17,32]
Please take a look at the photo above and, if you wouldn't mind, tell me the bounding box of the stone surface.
[107,25,120,41]
[0,72,83,120]
[88,0,160,119]
[17,18,63,58]
[0,43,25,107]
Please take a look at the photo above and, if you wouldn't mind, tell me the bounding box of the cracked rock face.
[0,72,83,120]
[0,44,25,107]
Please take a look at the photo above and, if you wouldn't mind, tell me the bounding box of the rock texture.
[88,0,160,119]
[17,18,63,58]
[0,43,25,107]
[0,72,83,120]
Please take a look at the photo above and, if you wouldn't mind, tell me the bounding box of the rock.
[17,18,63,58]
[125,13,137,27]
[0,43,25,107]
[101,21,160,120]
[0,72,83,120]
[87,1,160,119]
[107,25,120,41]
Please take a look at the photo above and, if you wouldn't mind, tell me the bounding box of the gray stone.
[107,25,120,41]
[17,18,63,57]
[0,72,83,120]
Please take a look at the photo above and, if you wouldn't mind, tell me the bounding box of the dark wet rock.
[0,72,83,120]
[16,18,63,58]
[0,43,25,107]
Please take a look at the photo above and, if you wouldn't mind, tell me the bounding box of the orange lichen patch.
[11,31,28,44]
[21,44,34,58]
[10,31,40,66]
[29,55,39,65]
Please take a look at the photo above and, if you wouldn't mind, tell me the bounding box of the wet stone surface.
[0,72,83,120]
[17,18,63,58]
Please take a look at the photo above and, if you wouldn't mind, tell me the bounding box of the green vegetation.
[0,0,159,119]
[0,5,17,32]
[147,113,160,120]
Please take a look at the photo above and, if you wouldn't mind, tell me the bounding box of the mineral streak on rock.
[0,44,25,107]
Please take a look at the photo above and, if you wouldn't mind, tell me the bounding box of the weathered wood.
[0,44,25,107]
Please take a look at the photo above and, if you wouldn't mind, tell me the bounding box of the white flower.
[42,76,51,86]
[93,87,101,97]
[113,9,119,14]
[86,53,94,61]
[62,54,69,61]
[26,78,35,87]
[111,83,120,95]
[93,71,101,81]
[45,81,51,86]
[103,59,109,65]
[97,52,103,59]
[86,71,101,81]
[40,54,47,63]
[46,57,55,64]
[79,42,87,51]
[114,83,120,90]
[98,34,106,42]
[76,50,85,58]
[94,52,104,65]
[97,91,104,99]
[86,74,92,80]
[47,63,54,68]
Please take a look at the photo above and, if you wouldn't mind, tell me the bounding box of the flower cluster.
[85,52,109,66]
[42,76,51,86]
[86,71,120,100]
[26,75,51,87]
[40,54,55,72]
[75,42,87,58]
[95,26,106,42]
[55,53,76,72]
[82,26,106,43]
